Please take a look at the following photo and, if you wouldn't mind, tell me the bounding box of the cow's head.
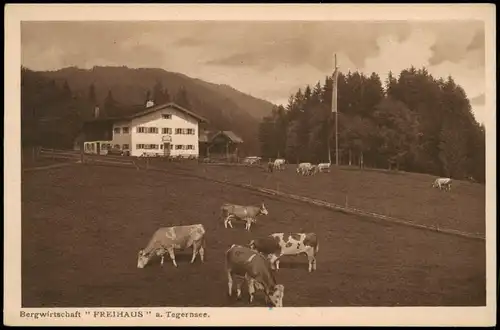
[266,254,279,270]
[260,203,269,216]
[137,250,150,269]
[248,240,257,250]
[266,284,285,307]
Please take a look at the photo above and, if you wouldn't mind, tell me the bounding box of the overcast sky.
[21,21,486,124]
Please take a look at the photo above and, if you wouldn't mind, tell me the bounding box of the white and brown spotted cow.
[221,203,268,231]
[225,244,285,307]
[249,233,319,272]
[137,224,206,269]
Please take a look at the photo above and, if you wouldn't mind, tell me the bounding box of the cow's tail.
[315,241,319,254]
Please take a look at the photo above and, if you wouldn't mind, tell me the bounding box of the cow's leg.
[199,244,205,263]
[236,279,242,300]
[227,270,233,296]
[224,215,234,229]
[190,242,199,263]
[245,219,252,231]
[167,248,178,268]
[157,248,166,267]
[307,250,316,272]
[246,275,256,303]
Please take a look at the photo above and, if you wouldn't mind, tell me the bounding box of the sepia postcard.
[4,3,496,327]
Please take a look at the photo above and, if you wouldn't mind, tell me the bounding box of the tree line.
[258,66,486,182]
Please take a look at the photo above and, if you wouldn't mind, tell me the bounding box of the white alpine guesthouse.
[83,101,208,158]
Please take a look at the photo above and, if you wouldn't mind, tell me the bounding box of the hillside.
[23,66,276,154]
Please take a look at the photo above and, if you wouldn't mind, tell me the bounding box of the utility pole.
[331,54,339,166]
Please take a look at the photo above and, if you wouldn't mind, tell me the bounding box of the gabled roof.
[84,102,209,124]
[220,131,244,143]
[125,102,209,123]
[200,130,243,144]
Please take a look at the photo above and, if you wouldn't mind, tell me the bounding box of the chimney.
[94,106,100,118]
[146,100,155,108]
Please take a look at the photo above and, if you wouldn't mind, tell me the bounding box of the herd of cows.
[136,160,455,308]
[250,157,332,175]
[136,200,319,308]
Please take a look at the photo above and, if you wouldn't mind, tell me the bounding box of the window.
[114,144,121,149]
[136,144,159,150]
[162,114,172,119]
[160,144,163,149]
[186,128,195,135]
[122,127,130,134]
[175,145,183,150]
[175,128,182,135]
[137,127,147,133]
[186,145,195,150]
[114,127,121,134]
[123,144,129,150]
[147,127,158,134]
[162,128,172,134]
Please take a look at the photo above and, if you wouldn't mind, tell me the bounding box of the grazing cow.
[249,233,319,272]
[296,162,312,176]
[243,156,261,165]
[432,177,452,192]
[467,176,477,183]
[317,163,331,173]
[267,160,274,173]
[137,224,206,269]
[273,158,286,171]
[307,165,319,176]
[221,203,269,231]
[225,244,285,307]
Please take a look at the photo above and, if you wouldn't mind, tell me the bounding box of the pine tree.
[104,90,116,117]
[88,83,97,105]
[62,80,72,99]
[174,86,191,109]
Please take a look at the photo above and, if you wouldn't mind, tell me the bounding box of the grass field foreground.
[21,164,486,307]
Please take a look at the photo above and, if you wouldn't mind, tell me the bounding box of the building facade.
[199,130,244,161]
[82,102,208,158]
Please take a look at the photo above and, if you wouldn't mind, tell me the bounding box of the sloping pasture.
[21,164,486,307]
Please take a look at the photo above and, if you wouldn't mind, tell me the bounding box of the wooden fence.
[38,148,139,170]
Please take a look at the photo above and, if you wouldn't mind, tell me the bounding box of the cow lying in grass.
[221,203,269,231]
[249,233,319,272]
[137,224,206,269]
[225,244,285,307]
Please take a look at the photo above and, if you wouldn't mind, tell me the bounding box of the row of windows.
[114,127,130,134]
[136,127,195,135]
[85,143,129,151]
[114,126,195,135]
[136,144,196,150]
